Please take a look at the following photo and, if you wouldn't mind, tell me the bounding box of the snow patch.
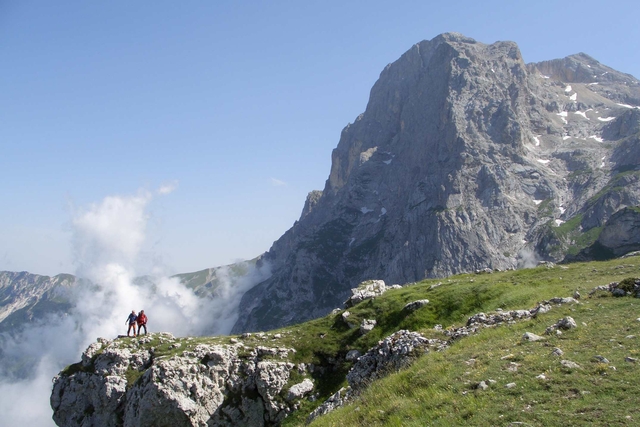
[360,207,374,214]
[349,238,356,247]
[540,74,550,79]
[589,135,604,143]
[557,111,568,124]
[569,93,577,101]
[562,136,571,140]
[555,219,565,226]
[383,159,392,165]
[616,103,640,109]
[574,111,589,120]
[588,82,599,86]
[533,200,543,205]
[598,117,615,122]
[564,85,572,92]
[559,206,566,214]
[533,135,541,146]
[537,159,550,164]
[380,207,387,216]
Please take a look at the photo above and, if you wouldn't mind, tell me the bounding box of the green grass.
[302,257,640,427]
[58,256,640,426]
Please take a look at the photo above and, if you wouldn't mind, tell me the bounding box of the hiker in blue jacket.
[126,310,138,337]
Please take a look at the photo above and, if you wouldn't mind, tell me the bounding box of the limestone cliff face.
[233,33,640,333]
[51,333,312,427]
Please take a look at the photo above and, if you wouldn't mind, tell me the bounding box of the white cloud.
[270,177,287,187]
[157,181,178,195]
[0,187,269,425]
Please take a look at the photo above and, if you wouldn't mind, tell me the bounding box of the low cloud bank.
[0,188,269,426]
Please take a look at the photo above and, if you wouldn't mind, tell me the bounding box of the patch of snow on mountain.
[555,219,565,226]
[360,207,374,214]
[349,238,356,246]
[533,135,541,146]
[557,111,568,124]
[588,82,599,86]
[574,111,589,119]
[383,159,392,165]
[569,93,577,101]
[380,207,387,216]
[564,85,572,92]
[537,159,550,164]
[533,200,543,205]
[589,135,604,142]
[598,117,615,122]
[562,136,571,140]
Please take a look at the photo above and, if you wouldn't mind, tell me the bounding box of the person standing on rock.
[126,310,138,337]
[137,309,148,335]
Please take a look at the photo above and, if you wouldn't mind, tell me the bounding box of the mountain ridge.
[232,33,640,333]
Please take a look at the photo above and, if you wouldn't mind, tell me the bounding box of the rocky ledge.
[51,333,311,427]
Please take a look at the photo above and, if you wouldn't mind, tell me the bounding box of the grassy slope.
[63,256,640,426]
[300,256,640,427]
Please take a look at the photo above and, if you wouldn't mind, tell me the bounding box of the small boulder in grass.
[403,299,430,312]
[522,332,545,342]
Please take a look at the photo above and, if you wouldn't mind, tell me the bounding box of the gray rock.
[346,330,429,391]
[403,299,430,312]
[286,378,314,402]
[359,319,377,334]
[344,280,388,307]
[561,360,582,369]
[522,332,545,342]
[307,387,350,424]
[51,336,303,427]
[477,381,489,390]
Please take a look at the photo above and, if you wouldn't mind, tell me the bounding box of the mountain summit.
[232,33,640,333]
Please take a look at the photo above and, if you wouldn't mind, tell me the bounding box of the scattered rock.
[505,382,517,389]
[552,347,564,357]
[522,332,545,342]
[561,360,582,369]
[286,378,314,402]
[403,299,430,312]
[359,319,377,334]
[344,280,388,307]
[477,381,489,390]
[545,316,577,334]
[306,387,350,424]
[593,355,610,363]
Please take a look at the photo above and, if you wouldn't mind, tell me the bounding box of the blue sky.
[1,1,639,277]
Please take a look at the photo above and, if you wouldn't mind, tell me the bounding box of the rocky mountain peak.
[231,32,640,333]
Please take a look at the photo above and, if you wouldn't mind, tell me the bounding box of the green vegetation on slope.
[302,257,640,427]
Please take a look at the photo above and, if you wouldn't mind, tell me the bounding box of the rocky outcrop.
[51,333,313,427]
[567,207,640,261]
[233,33,640,333]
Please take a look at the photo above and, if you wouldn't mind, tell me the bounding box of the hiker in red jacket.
[126,310,138,337]
[137,310,148,335]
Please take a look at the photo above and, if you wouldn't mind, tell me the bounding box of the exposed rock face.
[233,33,640,333]
[0,271,76,330]
[51,334,313,427]
[569,207,640,260]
